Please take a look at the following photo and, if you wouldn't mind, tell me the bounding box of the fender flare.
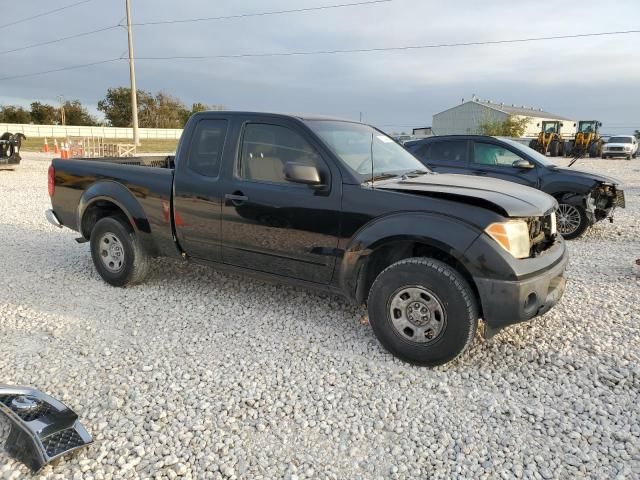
[77,180,157,254]
[337,212,482,302]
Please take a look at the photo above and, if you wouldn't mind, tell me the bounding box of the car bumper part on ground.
[475,247,569,338]
[0,385,92,473]
[45,209,63,228]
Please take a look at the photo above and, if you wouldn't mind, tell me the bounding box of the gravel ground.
[1,153,639,479]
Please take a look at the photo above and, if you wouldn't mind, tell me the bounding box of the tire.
[556,203,590,240]
[632,152,637,159]
[90,216,150,286]
[588,143,599,158]
[367,258,479,366]
[549,140,559,157]
[602,154,608,159]
[528,139,537,149]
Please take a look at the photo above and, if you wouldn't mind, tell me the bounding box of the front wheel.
[557,203,589,240]
[367,258,478,366]
[90,216,150,286]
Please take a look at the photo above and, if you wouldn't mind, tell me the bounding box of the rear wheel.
[557,203,589,240]
[549,140,559,157]
[90,216,150,286]
[367,258,478,366]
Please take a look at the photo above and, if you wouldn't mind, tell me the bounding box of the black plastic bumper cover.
[0,385,92,473]
[475,251,568,337]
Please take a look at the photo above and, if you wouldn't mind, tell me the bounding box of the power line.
[133,29,640,60]
[0,58,121,82]
[133,0,392,26]
[0,0,93,30]
[2,28,640,82]
[0,25,120,56]
[0,1,390,57]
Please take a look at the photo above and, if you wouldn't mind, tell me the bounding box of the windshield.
[608,136,632,144]
[578,121,596,133]
[497,137,557,167]
[306,120,429,182]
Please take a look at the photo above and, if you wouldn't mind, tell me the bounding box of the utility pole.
[58,95,66,126]
[125,0,140,146]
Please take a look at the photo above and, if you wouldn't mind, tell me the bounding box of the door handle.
[472,171,487,176]
[225,192,248,205]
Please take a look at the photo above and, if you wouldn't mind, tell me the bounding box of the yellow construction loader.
[529,121,566,157]
[566,120,603,158]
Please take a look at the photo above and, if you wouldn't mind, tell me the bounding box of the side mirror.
[284,162,322,186]
[573,123,577,127]
[513,159,534,169]
[560,123,564,127]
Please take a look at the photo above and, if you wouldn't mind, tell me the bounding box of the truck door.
[173,118,230,261]
[219,119,341,284]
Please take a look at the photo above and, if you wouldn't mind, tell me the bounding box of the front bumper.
[0,385,92,472]
[475,246,568,337]
[603,149,634,157]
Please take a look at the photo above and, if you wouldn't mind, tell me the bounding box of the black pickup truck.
[46,112,567,366]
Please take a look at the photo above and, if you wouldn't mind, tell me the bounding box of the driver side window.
[473,142,524,167]
[239,123,322,184]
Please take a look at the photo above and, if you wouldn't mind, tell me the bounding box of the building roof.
[436,100,573,121]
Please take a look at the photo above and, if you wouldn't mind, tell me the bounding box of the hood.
[550,166,620,185]
[375,173,557,217]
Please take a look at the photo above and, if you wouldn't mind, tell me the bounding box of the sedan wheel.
[557,203,589,239]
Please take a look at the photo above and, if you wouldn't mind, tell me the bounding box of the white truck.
[602,135,638,160]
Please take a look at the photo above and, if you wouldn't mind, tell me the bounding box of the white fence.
[0,123,183,140]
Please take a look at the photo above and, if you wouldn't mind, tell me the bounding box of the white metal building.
[432,99,575,138]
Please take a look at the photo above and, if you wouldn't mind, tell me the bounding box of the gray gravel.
[1,153,639,479]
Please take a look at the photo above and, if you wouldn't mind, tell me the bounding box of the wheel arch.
[78,181,157,255]
[337,213,482,308]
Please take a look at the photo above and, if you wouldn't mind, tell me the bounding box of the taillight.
[48,165,55,197]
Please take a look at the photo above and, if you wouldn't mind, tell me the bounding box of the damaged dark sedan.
[405,135,625,239]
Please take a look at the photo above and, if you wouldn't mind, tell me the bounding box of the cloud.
[1,0,639,132]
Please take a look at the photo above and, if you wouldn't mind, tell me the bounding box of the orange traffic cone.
[42,137,50,153]
[53,139,60,154]
[61,142,68,159]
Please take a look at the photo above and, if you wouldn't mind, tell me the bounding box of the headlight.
[624,145,632,151]
[485,220,531,259]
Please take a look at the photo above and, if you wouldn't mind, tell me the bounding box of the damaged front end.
[0,385,92,473]
[587,183,625,223]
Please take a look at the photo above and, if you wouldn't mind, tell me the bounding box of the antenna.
[370,132,374,188]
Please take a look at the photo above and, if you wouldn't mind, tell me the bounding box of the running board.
[0,385,92,473]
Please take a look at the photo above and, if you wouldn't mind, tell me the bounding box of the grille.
[608,147,624,152]
[615,190,626,208]
[42,428,85,458]
[528,213,555,255]
[0,394,53,422]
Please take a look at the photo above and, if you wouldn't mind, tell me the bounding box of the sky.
[1,0,639,134]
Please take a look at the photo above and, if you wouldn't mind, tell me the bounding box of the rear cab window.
[186,119,229,177]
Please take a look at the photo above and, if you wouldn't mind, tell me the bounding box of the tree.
[0,105,31,124]
[63,100,97,126]
[478,116,530,137]
[98,87,154,127]
[634,130,640,140]
[30,102,58,124]
[147,92,190,128]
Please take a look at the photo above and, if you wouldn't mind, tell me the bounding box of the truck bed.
[72,155,175,169]
[50,157,178,258]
